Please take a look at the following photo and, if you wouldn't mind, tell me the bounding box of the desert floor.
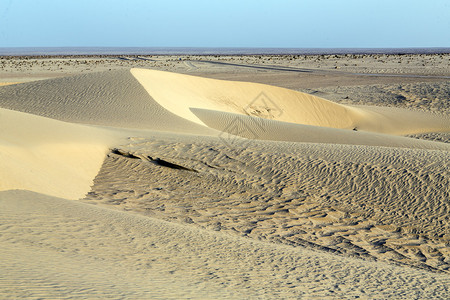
[0,53,449,299]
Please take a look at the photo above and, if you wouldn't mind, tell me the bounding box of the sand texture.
[1,190,449,299]
[0,54,449,299]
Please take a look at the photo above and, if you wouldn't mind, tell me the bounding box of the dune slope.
[85,133,450,272]
[0,108,118,199]
[131,68,450,135]
[191,107,450,150]
[1,190,449,299]
[0,70,214,134]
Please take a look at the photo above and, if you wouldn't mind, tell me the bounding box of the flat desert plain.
[0,53,449,299]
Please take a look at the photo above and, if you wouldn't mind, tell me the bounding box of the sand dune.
[131,68,450,135]
[1,69,448,139]
[1,68,447,150]
[0,108,119,199]
[0,70,214,134]
[131,68,361,129]
[0,66,449,298]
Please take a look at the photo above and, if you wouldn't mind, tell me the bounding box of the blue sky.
[1,0,449,48]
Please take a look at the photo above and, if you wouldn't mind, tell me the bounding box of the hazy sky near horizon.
[1,0,449,48]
